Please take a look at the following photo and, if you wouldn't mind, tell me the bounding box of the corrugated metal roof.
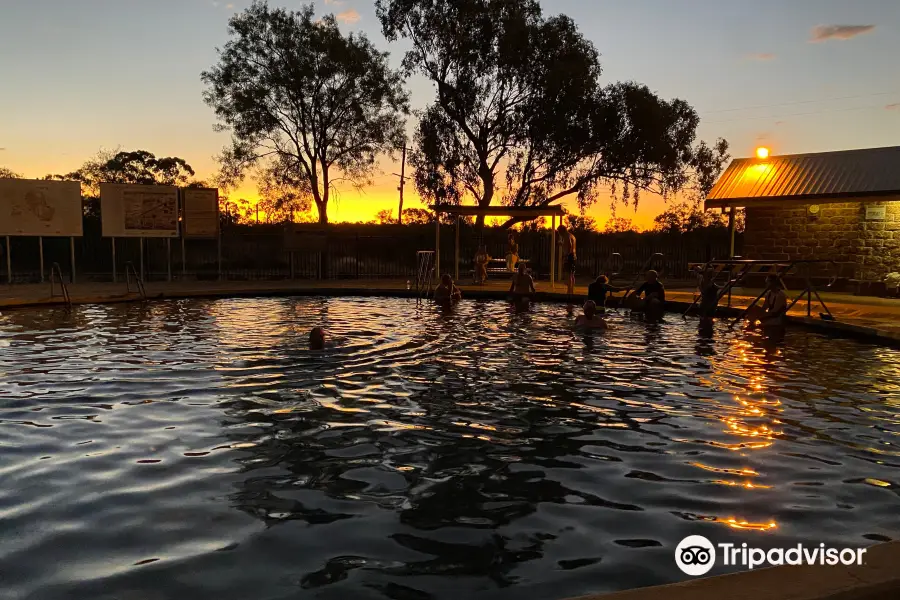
[706,146,900,206]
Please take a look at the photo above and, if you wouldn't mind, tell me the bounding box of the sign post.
[39,237,44,283]
[70,236,76,284]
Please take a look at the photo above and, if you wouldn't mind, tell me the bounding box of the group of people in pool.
[433,266,670,331]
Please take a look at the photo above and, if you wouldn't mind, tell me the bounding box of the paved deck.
[2,278,899,344]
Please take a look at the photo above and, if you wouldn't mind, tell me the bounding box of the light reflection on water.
[0,297,898,600]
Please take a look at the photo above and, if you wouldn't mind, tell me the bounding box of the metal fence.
[1,223,741,284]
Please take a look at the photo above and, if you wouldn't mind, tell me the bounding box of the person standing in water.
[434,274,462,303]
[506,232,519,273]
[697,267,721,325]
[747,274,788,328]
[557,224,576,296]
[575,300,609,330]
[588,274,624,311]
[509,262,536,308]
[632,270,666,322]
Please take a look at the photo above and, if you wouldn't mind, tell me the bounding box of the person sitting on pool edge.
[434,274,462,303]
[575,300,609,330]
[474,245,491,284]
[509,262,536,308]
[631,270,666,322]
[309,327,326,351]
[588,274,624,311]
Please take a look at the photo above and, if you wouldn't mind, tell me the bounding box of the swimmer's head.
[441,274,452,286]
[583,299,597,318]
[309,327,325,351]
[596,274,609,284]
[517,263,527,274]
[557,224,567,234]
[646,270,659,282]
[766,274,784,289]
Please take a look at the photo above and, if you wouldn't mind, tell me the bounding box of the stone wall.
[743,200,900,281]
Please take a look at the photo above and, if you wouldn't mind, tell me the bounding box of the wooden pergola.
[430,204,568,288]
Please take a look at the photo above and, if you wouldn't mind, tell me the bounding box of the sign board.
[100,183,179,237]
[182,188,219,238]
[865,205,886,221]
[0,178,83,236]
[284,225,328,252]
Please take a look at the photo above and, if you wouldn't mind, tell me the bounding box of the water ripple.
[0,297,898,600]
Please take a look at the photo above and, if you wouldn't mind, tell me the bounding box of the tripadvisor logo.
[675,535,867,576]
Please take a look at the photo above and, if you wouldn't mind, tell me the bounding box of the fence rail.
[1,224,741,284]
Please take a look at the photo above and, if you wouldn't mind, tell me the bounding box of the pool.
[1,297,898,600]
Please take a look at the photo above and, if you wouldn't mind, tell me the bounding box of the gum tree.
[376,0,727,227]
[203,1,409,225]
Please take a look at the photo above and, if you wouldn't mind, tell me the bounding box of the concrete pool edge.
[2,283,899,347]
[567,541,900,600]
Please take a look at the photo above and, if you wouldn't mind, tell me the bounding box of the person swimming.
[587,274,623,311]
[575,300,609,330]
[309,327,326,350]
[509,262,535,305]
[434,274,462,303]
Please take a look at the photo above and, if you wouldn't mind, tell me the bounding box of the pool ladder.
[125,261,147,300]
[49,262,72,309]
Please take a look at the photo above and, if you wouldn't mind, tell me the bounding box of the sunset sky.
[2,0,899,228]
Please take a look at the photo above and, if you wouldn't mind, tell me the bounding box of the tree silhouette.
[0,167,21,179]
[203,1,409,225]
[377,0,727,227]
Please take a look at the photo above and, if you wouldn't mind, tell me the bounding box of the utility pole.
[393,142,407,224]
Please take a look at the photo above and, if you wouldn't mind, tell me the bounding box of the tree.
[255,158,313,223]
[376,0,726,227]
[0,167,21,179]
[603,217,639,234]
[203,1,409,225]
[57,148,196,196]
[376,208,395,224]
[564,212,598,233]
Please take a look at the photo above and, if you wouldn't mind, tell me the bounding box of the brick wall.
[743,200,900,281]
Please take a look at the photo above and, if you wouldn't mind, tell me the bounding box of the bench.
[470,258,530,282]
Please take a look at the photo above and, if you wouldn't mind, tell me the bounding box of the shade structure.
[429,204,566,289]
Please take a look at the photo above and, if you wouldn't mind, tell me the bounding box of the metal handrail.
[415,250,435,299]
[49,262,71,308]
[678,259,838,325]
[125,261,147,300]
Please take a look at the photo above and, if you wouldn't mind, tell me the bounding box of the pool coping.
[1,284,899,347]
[568,541,900,600]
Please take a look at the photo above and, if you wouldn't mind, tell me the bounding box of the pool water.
[1,297,898,600]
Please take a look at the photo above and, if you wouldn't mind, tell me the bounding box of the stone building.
[705,146,900,285]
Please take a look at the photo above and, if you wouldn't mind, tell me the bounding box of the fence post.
[39,237,44,283]
[356,233,360,279]
[5,236,11,284]
[70,236,76,284]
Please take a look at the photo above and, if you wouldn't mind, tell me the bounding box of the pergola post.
[454,216,460,282]
[434,216,441,284]
[550,215,556,290]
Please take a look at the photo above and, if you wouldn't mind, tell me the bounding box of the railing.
[415,251,435,298]
[49,262,71,308]
[681,259,839,326]
[125,261,147,300]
